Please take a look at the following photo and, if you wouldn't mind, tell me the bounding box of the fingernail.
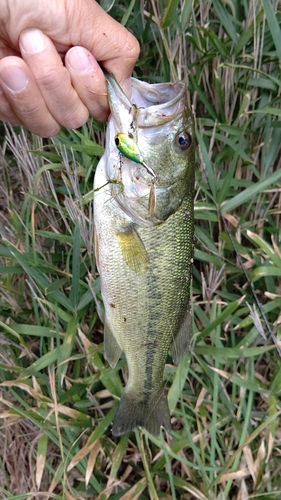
[0,66,28,93]
[67,47,93,74]
[122,77,132,98]
[20,28,47,54]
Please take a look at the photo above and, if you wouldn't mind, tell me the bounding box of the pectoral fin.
[104,319,122,368]
[115,223,149,273]
[171,304,192,364]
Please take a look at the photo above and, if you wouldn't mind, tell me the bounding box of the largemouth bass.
[94,72,195,436]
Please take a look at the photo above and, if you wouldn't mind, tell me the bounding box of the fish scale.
[94,72,195,436]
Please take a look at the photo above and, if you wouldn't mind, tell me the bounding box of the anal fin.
[171,303,192,364]
[104,319,122,368]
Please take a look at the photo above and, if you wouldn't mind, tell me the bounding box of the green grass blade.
[161,0,180,28]
[221,169,281,213]
[261,0,281,62]
[69,223,81,309]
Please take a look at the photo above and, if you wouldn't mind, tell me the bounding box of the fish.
[94,71,195,436]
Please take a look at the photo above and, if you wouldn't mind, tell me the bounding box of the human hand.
[0,0,139,137]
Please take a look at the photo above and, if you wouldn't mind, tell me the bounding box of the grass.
[1,0,281,498]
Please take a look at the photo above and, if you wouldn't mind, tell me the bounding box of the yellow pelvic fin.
[115,223,150,273]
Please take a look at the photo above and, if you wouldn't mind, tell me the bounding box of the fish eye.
[174,131,191,151]
[115,136,120,147]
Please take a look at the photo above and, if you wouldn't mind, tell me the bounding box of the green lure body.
[115,132,144,164]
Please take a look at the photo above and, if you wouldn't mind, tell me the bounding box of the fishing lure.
[114,133,157,183]
[114,132,157,218]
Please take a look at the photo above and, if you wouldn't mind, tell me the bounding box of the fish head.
[104,72,195,226]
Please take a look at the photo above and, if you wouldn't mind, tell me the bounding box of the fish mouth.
[104,70,187,130]
[103,70,190,226]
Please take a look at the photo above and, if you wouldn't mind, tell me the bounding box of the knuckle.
[29,114,61,137]
[1,115,21,126]
[18,101,60,137]
[89,107,109,123]
[0,95,19,123]
[35,64,68,91]
[60,103,89,129]
[39,124,61,138]
[0,80,61,137]
[34,66,89,128]
[124,32,140,61]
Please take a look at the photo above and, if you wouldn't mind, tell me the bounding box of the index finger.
[67,1,140,87]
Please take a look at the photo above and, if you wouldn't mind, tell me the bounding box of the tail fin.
[112,387,171,436]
